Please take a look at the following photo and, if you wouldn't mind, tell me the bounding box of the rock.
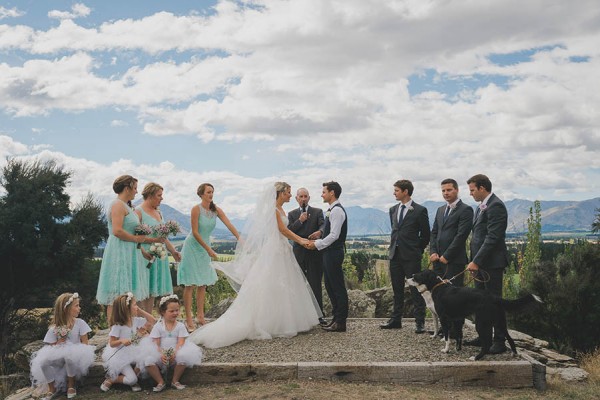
[13,340,44,372]
[547,367,589,382]
[347,290,376,318]
[540,348,574,363]
[89,329,109,354]
[364,287,393,318]
[4,386,35,400]
[206,298,235,319]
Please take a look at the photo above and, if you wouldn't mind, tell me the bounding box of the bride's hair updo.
[274,182,291,199]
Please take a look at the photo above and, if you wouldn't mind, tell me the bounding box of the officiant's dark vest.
[323,203,347,251]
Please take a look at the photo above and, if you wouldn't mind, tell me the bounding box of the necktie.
[443,206,450,223]
[398,204,406,224]
[474,206,480,221]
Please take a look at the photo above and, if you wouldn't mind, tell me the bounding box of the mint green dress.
[96,200,147,305]
[177,206,218,286]
[137,207,174,296]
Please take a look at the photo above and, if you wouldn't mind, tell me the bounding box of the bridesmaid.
[136,182,181,312]
[96,175,165,321]
[177,183,240,331]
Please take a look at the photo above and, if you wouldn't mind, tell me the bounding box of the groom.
[307,181,348,332]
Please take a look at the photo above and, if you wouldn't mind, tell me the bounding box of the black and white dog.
[405,278,440,339]
[407,269,542,360]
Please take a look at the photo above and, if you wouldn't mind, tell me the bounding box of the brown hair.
[158,297,181,315]
[441,178,458,190]
[467,174,492,192]
[393,179,414,196]
[113,175,138,208]
[52,292,76,328]
[142,182,163,200]
[197,183,217,212]
[110,293,135,326]
[322,181,342,198]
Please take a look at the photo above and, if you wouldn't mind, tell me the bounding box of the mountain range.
[157,197,599,238]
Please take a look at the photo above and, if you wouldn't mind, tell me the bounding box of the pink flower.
[479,203,488,211]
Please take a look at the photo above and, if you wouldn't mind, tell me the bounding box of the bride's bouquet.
[146,243,168,269]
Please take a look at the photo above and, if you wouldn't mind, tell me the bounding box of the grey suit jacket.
[388,201,430,261]
[430,199,473,265]
[288,205,325,242]
[470,193,509,269]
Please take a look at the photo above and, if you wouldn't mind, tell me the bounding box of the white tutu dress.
[101,317,155,379]
[189,183,321,348]
[30,319,95,393]
[148,319,202,370]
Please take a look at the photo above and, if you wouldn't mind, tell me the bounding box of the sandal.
[195,318,206,326]
[67,387,77,399]
[171,381,187,390]
[40,391,58,400]
[100,379,112,392]
[153,382,166,392]
[185,321,196,332]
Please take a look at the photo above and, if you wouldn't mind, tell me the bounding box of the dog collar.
[431,279,450,293]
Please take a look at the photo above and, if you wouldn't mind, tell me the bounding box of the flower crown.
[159,294,179,307]
[125,292,134,306]
[64,292,79,309]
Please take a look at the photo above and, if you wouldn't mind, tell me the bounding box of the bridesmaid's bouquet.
[54,326,70,344]
[161,347,175,369]
[134,223,153,248]
[146,243,168,268]
[153,220,181,238]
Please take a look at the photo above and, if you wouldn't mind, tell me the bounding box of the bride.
[188,182,322,348]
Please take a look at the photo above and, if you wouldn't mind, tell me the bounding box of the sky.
[1,0,599,217]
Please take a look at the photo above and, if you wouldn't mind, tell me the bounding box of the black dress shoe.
[463,337,481,346]
[380,319,402,329]
[322,322,346,332]
[318,318,329,326]
[415,321,426,334]
[489,342,507,354]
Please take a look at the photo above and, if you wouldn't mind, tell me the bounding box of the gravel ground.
[201,318,518,363]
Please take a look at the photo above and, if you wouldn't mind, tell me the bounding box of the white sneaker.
[131,384,142,392]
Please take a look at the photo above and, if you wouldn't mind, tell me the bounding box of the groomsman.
[429,178,473,286]
[466,174,510,354]
[287,188,326,323]
[308,181,348,332]
[382,180,430,333]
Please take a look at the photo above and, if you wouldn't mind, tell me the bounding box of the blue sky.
[1,1,599,216]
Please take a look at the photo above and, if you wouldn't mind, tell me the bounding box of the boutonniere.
[326,210,331,218]
[479,203,487,211]
[407,205,414,212]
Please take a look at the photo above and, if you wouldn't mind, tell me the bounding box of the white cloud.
[1,1,600,205]
[0,6,24,19]
[110,119,128,127]
[48,3,91,20]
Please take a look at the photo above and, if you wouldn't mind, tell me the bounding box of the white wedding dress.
[188,183,322,348]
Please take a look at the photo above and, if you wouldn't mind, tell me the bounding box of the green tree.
[350,251,375,283]
[0,159,106,369]
[592,207,600,233]
[520,200,542,289]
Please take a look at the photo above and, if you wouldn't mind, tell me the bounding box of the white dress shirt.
[398,199,413,222]
[315,200,346,251]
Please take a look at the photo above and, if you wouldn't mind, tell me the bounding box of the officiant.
[287,187,326,323]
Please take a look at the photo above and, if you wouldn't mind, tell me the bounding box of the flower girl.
[30,292,95,400]
[144,294,203,392]
[100,292,156,392]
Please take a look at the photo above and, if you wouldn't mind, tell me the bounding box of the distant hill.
[154,197,599,237]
